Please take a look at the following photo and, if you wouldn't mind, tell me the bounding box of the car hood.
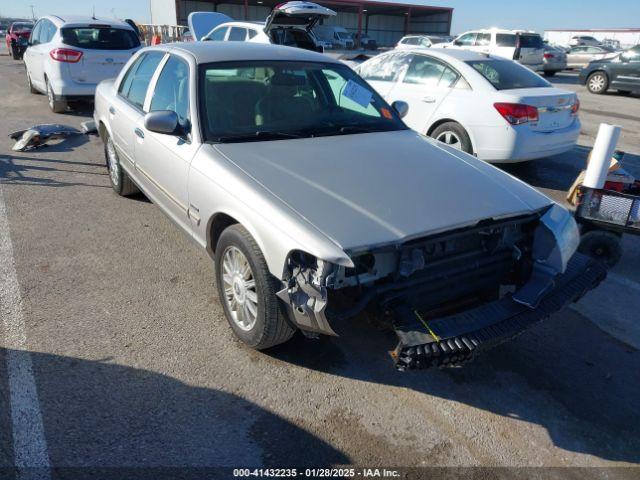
[214,130,552,252]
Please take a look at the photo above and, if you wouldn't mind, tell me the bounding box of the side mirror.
[453,40,462,46]
[144,110,184,136]
[619,53,630,62]
[391,100,409,119]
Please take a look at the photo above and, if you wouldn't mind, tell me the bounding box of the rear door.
[609,46,640,91]
[386,54,459,132]
[60,25,141,85]
[567,47,589,68]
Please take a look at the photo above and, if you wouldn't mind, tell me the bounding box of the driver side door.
[134,54,198,232]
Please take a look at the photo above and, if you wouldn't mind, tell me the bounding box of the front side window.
[467,59,549,90]
[228,27,246,42]
[118,52,164,109]
[61,27,140,50]
[30,21,42,45]
[199,61,406,142]
[456,33,476,46]
[248,29,258,39]
[150,56,190,125]
[358,52,410,82]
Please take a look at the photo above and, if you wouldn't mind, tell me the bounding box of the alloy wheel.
[106,138,120,187]
[222,246,258,332]
[436,131,462,150]
[589,74,606,92]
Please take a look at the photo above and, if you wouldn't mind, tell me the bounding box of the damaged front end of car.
[277,205,606,370]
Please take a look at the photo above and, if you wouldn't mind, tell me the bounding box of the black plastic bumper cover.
[391,253,606,370]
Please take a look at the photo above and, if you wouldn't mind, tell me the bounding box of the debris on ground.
[9,124,82,151]
[80,120,98,135]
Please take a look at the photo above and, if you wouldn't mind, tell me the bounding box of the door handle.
[134,128,144,139]
[109,106,116,115]
[422,96,436,103]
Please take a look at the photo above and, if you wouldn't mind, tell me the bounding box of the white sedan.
[357,48,581,162]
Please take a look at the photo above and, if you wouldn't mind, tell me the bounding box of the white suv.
[443,28,544,71]
[23,16,141,112]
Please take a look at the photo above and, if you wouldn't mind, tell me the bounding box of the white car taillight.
[49,48,83,63]
[493,102,539,125]
[571,99,580,116]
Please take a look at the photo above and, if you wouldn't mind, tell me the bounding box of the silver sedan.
[93,42,603,369]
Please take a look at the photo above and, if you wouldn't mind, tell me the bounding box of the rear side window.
[208,27,228,41]
[150,56,190,125]
[248,29,258,39]
[467,59,548,90]
[519,34,543,49]
[61,27,140,50]
[496,34,516,47]
[118,52,164,109]
[228,27,246,41]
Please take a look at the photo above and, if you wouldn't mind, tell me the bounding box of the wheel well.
[587,70,607,79]
[209,213,239,255]
[426,119,475,154]
[98,121,108,141]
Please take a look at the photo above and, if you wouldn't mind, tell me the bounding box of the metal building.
[150,0,453,47]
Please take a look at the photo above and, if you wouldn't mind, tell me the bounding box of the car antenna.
[92,5,96,20]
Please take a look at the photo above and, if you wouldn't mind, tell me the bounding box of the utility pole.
[29,4,36,20]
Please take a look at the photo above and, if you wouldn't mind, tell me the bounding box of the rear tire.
[586,71,608,94]
[11,43,20,60]
[104,133,139,196]
[430,122,473,155]
[578,230,622,268]
[215,224,295,350]
[46,78,67,113]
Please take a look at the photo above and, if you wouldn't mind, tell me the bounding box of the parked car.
[193,2,336,52]
[396,35,432,50]
[22,16,141,113]
[579,45,640,94]
[444,29,545,71]
[93,41,602,369]
[542,44,567,76]
[5,21,33,59]
[354,32,377,50]
[357,48,580,162]
[314,25,354,49]
[569,35,601,47]
[566,45,619,69]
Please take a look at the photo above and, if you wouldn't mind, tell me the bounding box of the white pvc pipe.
[583,123,621,189]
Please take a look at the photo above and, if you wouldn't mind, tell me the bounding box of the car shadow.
[548,73,580,85]
[0,348,348,475]
[266,304,640,463]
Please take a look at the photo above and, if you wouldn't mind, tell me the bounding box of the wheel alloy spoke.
[221,246,258,332]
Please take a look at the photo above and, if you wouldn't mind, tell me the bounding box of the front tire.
[46,78,67,113]
[430,122,473,154]
[543,70,557,77]
[104,133,139,196]
[586,71,608,94]
[215,224,295,350]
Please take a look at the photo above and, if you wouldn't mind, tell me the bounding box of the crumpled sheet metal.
[9,124,82,151]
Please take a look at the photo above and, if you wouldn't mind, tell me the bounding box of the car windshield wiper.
[213,130,306,143]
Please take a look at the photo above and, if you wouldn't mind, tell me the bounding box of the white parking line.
[0,183,51,480]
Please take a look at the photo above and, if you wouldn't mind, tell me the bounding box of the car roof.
[460,28,538,35]
[216,21,266,30]
[148,41,341,64]
[413,47,496,62]
[43,15,134,30]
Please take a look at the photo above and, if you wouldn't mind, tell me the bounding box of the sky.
[2,0,640,35]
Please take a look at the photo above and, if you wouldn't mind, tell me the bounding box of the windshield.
[61,27,140,50]
[467,59,549,90]
[199,61,406,143]
[13,23,33,32]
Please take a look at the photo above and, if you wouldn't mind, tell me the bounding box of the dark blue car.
[579,45,640,94]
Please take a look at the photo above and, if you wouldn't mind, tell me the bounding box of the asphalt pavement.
[0,54,639,478]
